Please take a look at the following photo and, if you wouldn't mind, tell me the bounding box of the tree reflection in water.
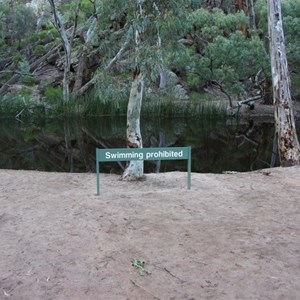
[0,117,294,173]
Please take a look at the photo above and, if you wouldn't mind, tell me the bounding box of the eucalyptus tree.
[95,0,190,180]
[268,0,300,166]
[117,0,145,180]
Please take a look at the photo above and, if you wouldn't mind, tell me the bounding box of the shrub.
[20,75,37,85]
[44,87,63,103]
[33,45,46,57]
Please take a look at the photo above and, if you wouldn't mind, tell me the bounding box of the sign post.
[96,146,192,195]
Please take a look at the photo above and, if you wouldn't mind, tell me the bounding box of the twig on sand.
[163,267,186,283]
[130,279,161,300]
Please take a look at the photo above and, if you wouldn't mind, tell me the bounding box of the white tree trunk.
[268,0,300,166]
[48,0,81,103]
[121,72,144,180]
[72,18,97,94]
[159,70,167,92]
[63,47,71,103]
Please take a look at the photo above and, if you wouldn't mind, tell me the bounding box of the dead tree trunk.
[268,0,300,166]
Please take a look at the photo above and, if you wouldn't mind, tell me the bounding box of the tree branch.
[233,95,263,109]
[211,80,233,107]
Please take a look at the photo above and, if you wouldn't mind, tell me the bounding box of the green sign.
[96,147,192,195]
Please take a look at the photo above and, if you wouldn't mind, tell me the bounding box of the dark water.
[0,116,288,174]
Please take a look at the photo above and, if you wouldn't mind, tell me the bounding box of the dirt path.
[0,168,299,300]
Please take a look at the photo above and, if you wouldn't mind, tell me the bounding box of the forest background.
[0,0,299,119]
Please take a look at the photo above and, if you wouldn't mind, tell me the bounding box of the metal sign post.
[96,146,192,195]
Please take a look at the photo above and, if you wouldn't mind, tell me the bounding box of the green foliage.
[80,93,128,117]
[20,75,37,86]
[18,59,30,74]
[44,74,128,118]
[44,87,63,103]
[131,259,151,276]
[3,3,36,43]
[184,7,270,96]
[61,0,94,23]
[80,73,130,117]
[23,125,39,142]
[206,32,268,92]
[0,91,46,120]
[43,87,227,119]
[255,0,268,33]
[11,55,32,76]
[0,71,11,82]
[142,96,227,119]
[96,73,130,101]
[33,45,46,57]
[282,1,300,67]
[0,96,24,117]
[1,0,300,120]
[282,0,300,18]
[80,0,96,17]
[95,0,191,81]
[12,54,24,63]
[255,0,300,92]
[38,28,59,40]
[29,33,40,43]
[291,74,300,100]
[189,8,248,41]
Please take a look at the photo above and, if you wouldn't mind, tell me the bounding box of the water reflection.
[0,117,287,173]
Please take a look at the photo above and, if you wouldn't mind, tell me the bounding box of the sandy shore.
[0,167,300,300]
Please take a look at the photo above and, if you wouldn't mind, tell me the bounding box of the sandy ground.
[0,167,300,300]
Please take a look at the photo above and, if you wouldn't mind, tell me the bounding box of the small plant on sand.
[131,259,151,276]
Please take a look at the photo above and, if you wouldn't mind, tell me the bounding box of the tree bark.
[121,72,144,180]
[121,1,145,180]
[247,0,257,31]
[48,0,82,102]
[268,0,300,166]
[72,18,97,94]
